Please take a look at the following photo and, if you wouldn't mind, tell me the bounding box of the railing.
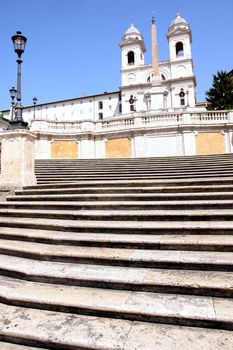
[142,113,182,125]
[191,110,230,123]
[30,110,233,134]
[102,118,135,130]
[31,120,82,133]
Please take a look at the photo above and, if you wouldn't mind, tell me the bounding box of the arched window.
[176,42,184,56]
[98,101,103,109]
[161,74,166,81]
[147,76,151,82]
[98,112,103,120]
[179,88,185,106]
[127,51,135,65]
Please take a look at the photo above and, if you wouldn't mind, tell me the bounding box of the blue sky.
[0,0,232,110]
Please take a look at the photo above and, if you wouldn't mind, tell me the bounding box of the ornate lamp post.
[8,31,28,129]
[9,86,17,121]
[32,97,37,119]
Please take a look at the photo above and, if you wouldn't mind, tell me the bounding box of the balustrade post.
[228,110,233,123]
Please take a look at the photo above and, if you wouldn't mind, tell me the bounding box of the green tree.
[205,70,233,110]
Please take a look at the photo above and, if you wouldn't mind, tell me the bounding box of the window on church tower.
[127,51,135,65]
[130,104,135,112]
[179,89,185,106]
[176,42,184,56]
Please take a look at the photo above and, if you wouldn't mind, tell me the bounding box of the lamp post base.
[7,119,28,130]
[0,130,37,188]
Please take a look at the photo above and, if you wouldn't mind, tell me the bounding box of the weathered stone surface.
[0,275,225,325]
[1,303,233,350]
[0,131,37,188]
[124,322,233,350]
[0,227,233,251]
[0,303,132,349]
[0,342,44,349]
[0,154,233,348]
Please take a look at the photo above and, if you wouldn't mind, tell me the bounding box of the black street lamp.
[8,31,28,129]
[32,97,37,119]
[9,86,17,121]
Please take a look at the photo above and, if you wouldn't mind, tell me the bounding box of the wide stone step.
[34,166,233,174]
[0,254,233,297]
[0,343,43,350]
[7,192,233,202]
[15,184,233,196]
[1,303,233,350]
[0,208,233,222]
[24,177,233,190]
[35,170,233,180]
[0,275,232,330]
[2,199,233,210]
[35,153,233,163]
[0,227,232,251]
[0,239,233,270]
[34,165,233,173]
[0,217,232,235]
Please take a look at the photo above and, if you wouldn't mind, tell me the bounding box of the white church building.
[2,13,233,159]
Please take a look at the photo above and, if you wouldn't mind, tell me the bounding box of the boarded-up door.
[195,133,225,155]
[105,138,132,158]
[51,141,78,159]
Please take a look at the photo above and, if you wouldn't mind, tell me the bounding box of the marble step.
[0,208,233,222]
[24,177,233,189]
[0,343,44,350]
[34,166,233,174]
[0,227,232,251]
[2,200,233,210]
[0,275,233,330]
[35,161,233,168]
[0,254,233,297]
[0,217,232,235]
[35,166,233,173]
[15,184,233,195]
[1,303,233,350]
[8,192,233,202]
[0,239,233,270]
[35,154,233,163]
[35,171,233,180]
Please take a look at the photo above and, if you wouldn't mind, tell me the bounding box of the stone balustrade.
[30,110,233,134]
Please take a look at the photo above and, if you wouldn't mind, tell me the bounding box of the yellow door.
[51,141,78,159]
[196,133,225,155]
[106,138,132,158]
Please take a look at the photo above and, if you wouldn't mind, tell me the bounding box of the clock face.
[127,73,136,83]
[179,91,185,98]
[129,96,134,104]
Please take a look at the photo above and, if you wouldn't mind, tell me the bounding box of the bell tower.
[120,24,146,70]
[167,13,196,108]
[167,13,192,62]
[120,24,146,114]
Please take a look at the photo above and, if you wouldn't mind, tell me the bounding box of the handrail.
[30,110,233,134]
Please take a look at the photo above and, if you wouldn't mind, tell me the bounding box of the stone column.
[0,130,37,188]
[150,16,164,110]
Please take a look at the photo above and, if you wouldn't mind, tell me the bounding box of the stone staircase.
[0,154,233,349]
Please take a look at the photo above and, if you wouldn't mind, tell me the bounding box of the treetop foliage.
[205,70,233,110]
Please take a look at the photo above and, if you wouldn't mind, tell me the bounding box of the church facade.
[1,13,233,159]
